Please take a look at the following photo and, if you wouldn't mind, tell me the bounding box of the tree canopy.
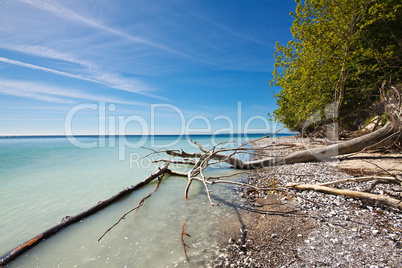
[270,0,402,132]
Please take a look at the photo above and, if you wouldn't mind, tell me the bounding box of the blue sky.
[0,0,297,135]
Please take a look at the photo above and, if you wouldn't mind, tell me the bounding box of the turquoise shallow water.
[0,134,288,267]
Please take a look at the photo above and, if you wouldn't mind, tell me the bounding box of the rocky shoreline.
[210,137,402,267]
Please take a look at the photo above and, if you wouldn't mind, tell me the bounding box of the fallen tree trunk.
[164,121,399,169]
[0,163,170,267]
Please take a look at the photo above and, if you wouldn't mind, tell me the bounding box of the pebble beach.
[209,137,402,267]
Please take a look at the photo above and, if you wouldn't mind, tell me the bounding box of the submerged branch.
[98,175,164,242]
[181,217,191,262]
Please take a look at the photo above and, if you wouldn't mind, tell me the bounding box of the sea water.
[0,134,284,267]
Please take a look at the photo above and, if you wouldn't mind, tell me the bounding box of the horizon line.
[0,132,296,138]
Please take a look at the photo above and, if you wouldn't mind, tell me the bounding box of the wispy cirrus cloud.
[0,78,149,106]
[4,0,265,76]
[0,87,75,104]
[0,54,168,100]
[0,56,100,84]
[192,13,265,45]
[12,45,91,68]
[19,0,197,62]
[18,0,241,70]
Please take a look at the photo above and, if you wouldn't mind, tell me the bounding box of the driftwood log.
[286,183,402,210]
[0,163,170,267]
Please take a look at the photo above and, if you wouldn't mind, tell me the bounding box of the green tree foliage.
[270,0,401,132]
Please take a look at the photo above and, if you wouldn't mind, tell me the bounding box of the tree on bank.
[269,0,401,133]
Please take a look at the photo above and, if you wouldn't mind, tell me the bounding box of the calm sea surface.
[0,134,290,267]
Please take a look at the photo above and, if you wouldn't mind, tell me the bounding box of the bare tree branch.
[98,175,164,242]
[152,159,196,165]
[181,217,191,262]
